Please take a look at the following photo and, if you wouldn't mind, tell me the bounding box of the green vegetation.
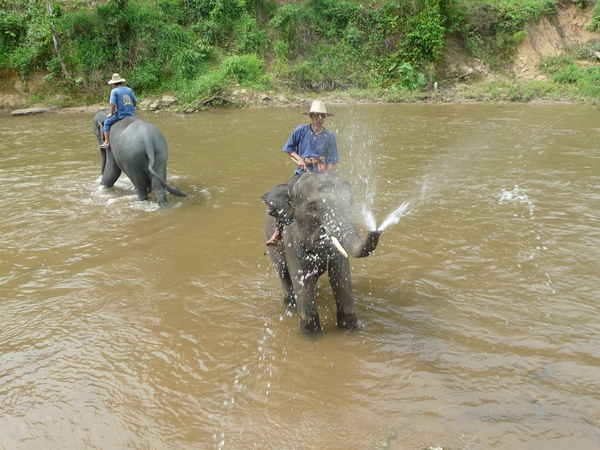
[0,0,599,108]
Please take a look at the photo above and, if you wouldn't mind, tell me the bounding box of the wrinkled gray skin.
[92,109,186,206]
[262,171,381,334]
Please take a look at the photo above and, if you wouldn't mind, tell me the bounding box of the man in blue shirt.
[266,100,338,246]
[283,100,338,176]
[100,73,137,149]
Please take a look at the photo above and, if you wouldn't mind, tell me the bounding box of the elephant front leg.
[266,242,296,308]
[328,256,358,329]
[296,289,321,333]
[291,271,321,334]
[273,258,296,308]
[279,270,296,308]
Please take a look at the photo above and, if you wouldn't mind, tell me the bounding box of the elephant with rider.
[92,108,186,206]
[262,171,381,334]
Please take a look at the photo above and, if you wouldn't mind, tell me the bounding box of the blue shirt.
[283,124,339,175]
[109,85,137,119]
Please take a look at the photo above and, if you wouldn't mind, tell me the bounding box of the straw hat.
[107,73,126,85]
[302,100,334,117]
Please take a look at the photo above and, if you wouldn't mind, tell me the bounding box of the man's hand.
[304,156,325,172]
[290,152,307,171]
[297,159,308,171]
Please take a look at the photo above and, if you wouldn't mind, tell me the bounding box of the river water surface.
[1,103,599,449]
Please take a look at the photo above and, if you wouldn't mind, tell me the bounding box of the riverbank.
[3,1,600,118]
[2,76,598,118]
[2,2,599,116]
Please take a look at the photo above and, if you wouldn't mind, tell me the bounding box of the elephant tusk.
[329,236,348,258]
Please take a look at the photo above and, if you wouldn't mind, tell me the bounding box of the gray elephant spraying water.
[262,171,381,334]
[92,109,186,206]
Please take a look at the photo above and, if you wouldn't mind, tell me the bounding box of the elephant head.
[92,108,110,175]
[264,171,381,258]
[295,171,380,257]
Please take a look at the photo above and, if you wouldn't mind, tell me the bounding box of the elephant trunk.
[330,224,381,259]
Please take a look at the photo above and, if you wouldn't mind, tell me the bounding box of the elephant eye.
[308,202,318,212]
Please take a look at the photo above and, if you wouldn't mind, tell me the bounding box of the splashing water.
[378,201,410,231]
[338,107,568,236]
[361,177,430,231]
[337,107,433,233]
[499,185,535,218]
[336,108,379,230]
[360,204,377,231]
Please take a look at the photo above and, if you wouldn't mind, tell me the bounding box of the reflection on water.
[1,104,600,449]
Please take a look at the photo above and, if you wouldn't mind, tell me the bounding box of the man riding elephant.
[265,100,338,246]
[100,73,137,149]
[92,108,187,207]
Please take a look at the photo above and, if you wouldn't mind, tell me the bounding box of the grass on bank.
[1,0,600,108]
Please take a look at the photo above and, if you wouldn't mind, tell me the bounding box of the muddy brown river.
[1,103,599,449]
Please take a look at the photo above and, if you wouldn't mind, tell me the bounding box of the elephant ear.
[261,184,295,224]
[92,109,109,138]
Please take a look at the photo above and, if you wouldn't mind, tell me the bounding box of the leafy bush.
[221,54,263,84]
[273,39,290,61]
[233,12,269,54]
[129,58,163,92]
[179,70,228,103]
[539,55,575,76]
[0,11,28,67]
[310,0,360,36]
[387,62,427,90]
[402,0,446,63]
[590,1,600,31]
[344,24,362,49]
[270,4,315,59]
[289,60,318,90]
[0,3,51,75]
[512,30,527,45]
[540,55,600,98]
[552,64,581,84]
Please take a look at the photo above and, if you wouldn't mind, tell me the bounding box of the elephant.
[92,109,186,206]
[262,171,381,334]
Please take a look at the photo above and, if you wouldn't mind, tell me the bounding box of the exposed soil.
[513,3,599,81]
[1,3,599,115]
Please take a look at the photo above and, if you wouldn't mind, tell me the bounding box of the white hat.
[302,100,334,117]
[108,73,126,85]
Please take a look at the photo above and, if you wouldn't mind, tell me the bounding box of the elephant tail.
[145,147,187,198]
[148,166,187,198]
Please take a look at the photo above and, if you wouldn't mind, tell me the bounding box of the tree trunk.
[45,0,69,79]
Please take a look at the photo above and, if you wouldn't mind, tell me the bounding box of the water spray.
[359,176,430,232]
